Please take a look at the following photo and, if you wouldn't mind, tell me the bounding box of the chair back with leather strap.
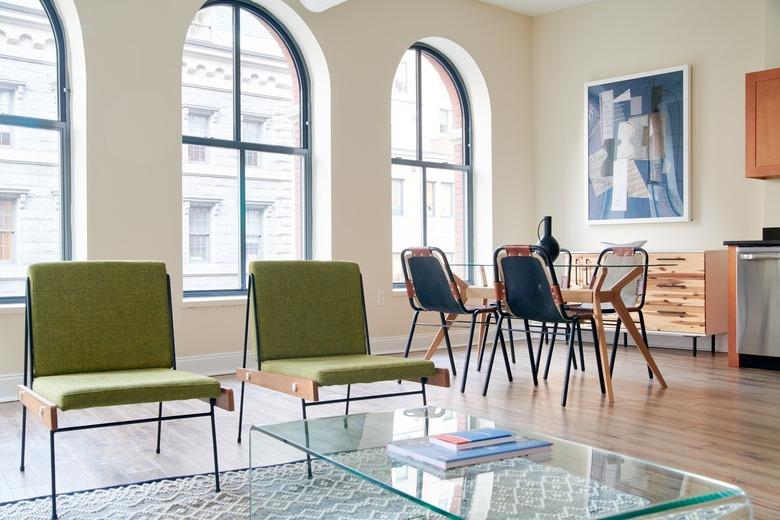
[27,261,174,378]
[592,247,649,310]
[494,245,570,324]
[249,260,368,363]
[401,247,465,314]
[555,248,573,289]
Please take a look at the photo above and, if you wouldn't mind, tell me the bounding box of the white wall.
[531,0,769,251]
[0,0,533,383]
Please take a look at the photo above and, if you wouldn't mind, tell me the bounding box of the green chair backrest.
[28,261,174,378]
[249,261,368,362]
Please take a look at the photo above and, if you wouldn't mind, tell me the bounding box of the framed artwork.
[585,65,690,224]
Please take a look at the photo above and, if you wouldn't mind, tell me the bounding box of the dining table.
[422,264,668,403]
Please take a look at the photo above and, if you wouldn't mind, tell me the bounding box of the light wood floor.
[1,343,778,518]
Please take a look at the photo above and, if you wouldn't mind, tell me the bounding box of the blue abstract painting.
[586,66,689,224]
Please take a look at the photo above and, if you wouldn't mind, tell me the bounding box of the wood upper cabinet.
[746,67,780,179]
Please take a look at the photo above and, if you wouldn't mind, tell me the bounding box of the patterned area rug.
[0,456,744,519]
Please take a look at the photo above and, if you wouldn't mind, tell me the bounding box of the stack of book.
[386,428,552,471]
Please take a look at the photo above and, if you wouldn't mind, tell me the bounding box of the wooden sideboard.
[570,251,728,353]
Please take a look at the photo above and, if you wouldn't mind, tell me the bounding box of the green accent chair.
[236,261,449,445]
[17,261,234,520]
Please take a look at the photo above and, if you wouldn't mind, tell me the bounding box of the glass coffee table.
[250,407,752,519]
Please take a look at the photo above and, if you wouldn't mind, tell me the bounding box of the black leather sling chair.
[484,245,607,406]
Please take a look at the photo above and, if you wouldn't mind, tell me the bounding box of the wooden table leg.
[611,300,668,388]
[592,299,615,403]
[425,313,457,360]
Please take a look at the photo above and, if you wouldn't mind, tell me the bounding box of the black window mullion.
[233,6,247,290]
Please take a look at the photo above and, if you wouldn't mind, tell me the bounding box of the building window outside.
[182,2,311,295]
[0,199,14,262]
[245,207,265,262]
[188,205,211,262]
[439,109,449,134]
[391,178,404,216]
[439,181,453,217]
[0,0,70,300]
[390,45,471,284]
[426,181,435,217]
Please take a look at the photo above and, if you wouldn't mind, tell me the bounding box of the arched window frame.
[182,0,312,297]
[0,0,70,303]
[391,43,473,284]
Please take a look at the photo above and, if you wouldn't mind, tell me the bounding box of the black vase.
[536,216,560,262]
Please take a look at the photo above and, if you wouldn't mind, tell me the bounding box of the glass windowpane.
[421,51,464,164]
[391,165,422,284]
[391,50,417,160]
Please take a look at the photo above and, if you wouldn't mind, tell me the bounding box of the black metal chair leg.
[590,318,606,395]
[577,322,585,372]
[301,400,312,479]
[345,385,351,415]
[403,311,420,359]
[50,431,57,519]
[498,328,513,382]
[155,402,163,454]
[477,313,492,372]
[564,322,576,370]
[398,311,420,384]
[543,325,556,380]
[421,378,427,406]
[506,317,516,364]
[638,311,653,380]
[610,319,622,376]
[209,399,221,492]
[460,314,479,393]
[623,332,628,348]
[20,406,26,472]
[237,380,246,443]
[482,316,503,396]
[526,322,539,386]
[561,319,578,407]
[439,313,457,376]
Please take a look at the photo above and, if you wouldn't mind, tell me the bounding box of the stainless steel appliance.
[737,246,780,368]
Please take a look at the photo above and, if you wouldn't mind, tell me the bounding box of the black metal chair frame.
[399,247,500,393]
[484,245,607,406]
[19,276,222,520]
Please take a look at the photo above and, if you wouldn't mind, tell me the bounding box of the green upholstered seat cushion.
[32,368,221,411]
[249,261,368,362]
[28,262,174,377]
[261,354,436,387]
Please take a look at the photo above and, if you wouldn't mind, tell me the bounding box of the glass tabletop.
[251,407,751,519]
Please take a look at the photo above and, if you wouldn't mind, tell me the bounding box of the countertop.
[723,240,780,247]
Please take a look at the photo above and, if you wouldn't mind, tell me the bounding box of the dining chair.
[580,247,652,378]
[536,248,587,379]
[484,245,606,406]
[400,247,499,393]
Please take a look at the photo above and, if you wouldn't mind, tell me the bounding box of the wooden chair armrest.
[237,368,319,402]
[203,387,235,411]
[17,385,58,431]
[405,368,450,388]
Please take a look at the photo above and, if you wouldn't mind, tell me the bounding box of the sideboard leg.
[692,336,697,357]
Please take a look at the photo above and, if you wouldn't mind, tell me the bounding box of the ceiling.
[299,0,598,16]
[476,0,597,16]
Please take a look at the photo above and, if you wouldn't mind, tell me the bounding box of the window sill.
[182,296,246,308]
[0,303,25,315]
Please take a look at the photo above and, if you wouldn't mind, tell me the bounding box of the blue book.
[387,437,552,470]
[431,428,515,451]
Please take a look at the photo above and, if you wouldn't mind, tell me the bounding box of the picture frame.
[584,65,690,225]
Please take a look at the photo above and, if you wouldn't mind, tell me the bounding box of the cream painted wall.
[531,0,767,251]
[0,0,533,379]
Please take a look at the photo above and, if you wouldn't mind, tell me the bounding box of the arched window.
[391,44,471,283]
[182,0,310,295]
[0,0,70,302]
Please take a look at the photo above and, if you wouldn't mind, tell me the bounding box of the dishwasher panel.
[737,247,780,359]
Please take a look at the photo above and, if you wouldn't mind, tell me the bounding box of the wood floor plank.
[0,345,777,517]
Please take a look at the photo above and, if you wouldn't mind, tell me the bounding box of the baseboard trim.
[0,329,725,402]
